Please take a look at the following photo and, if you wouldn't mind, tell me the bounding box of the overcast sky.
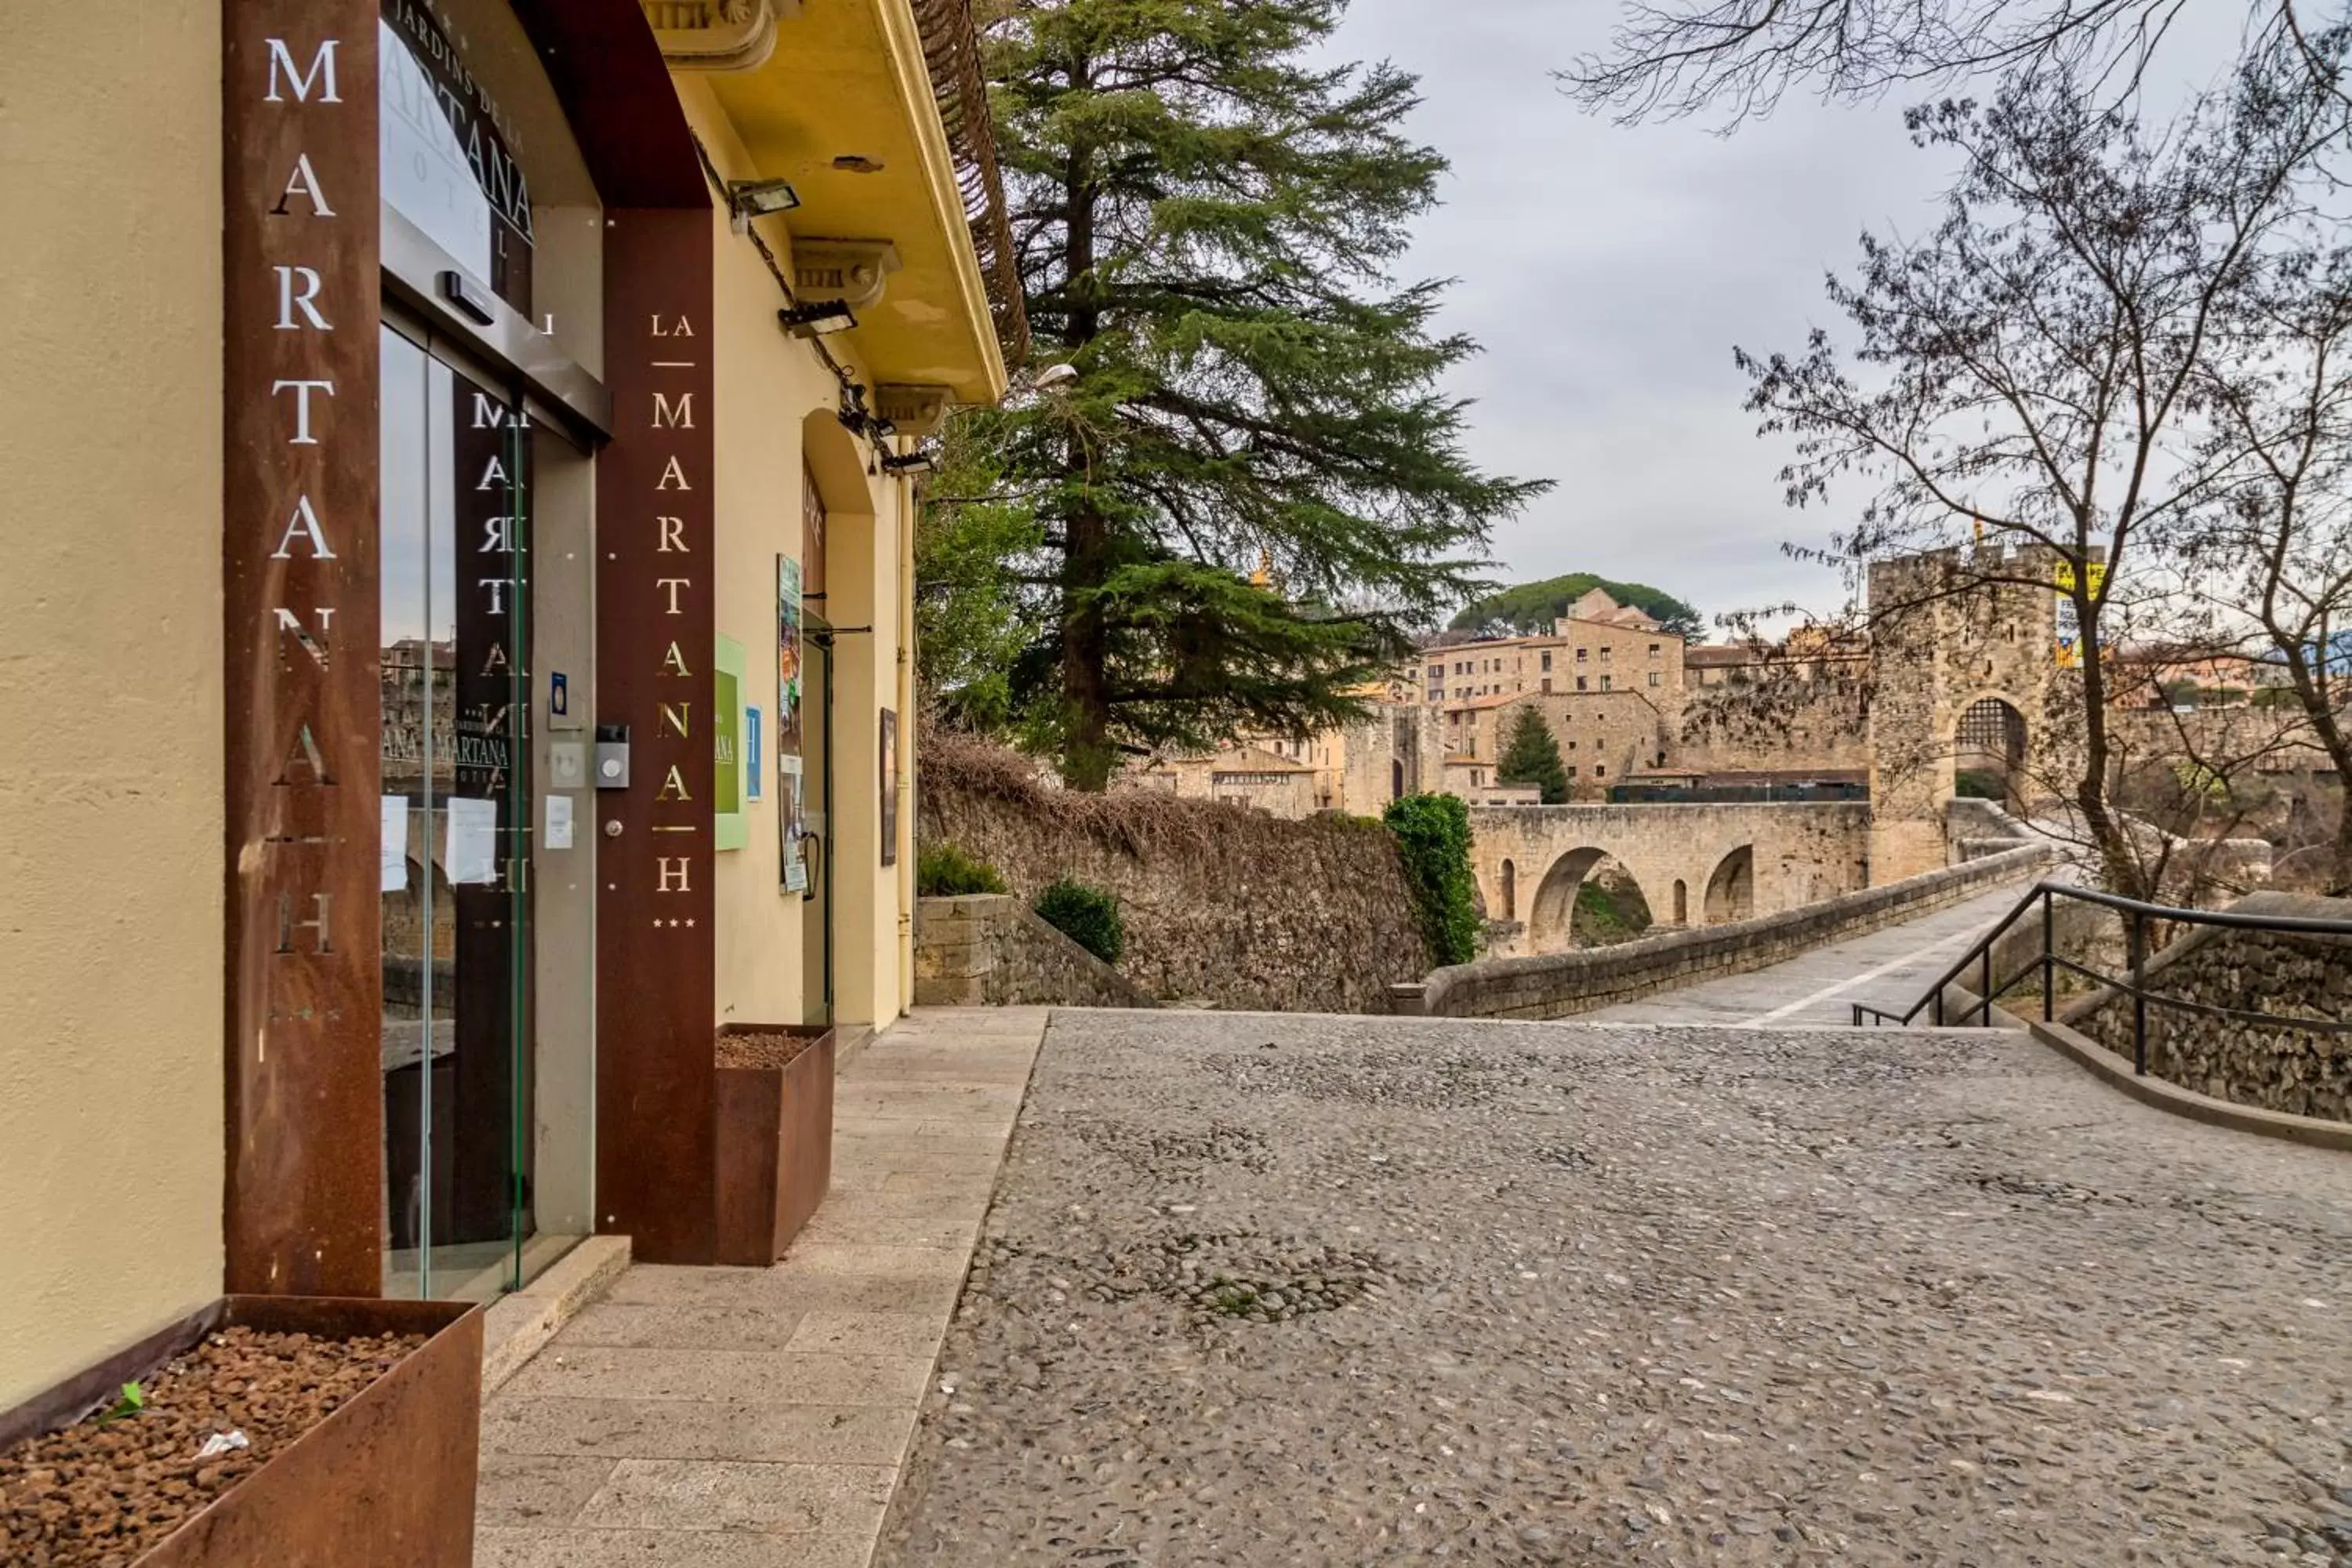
[1323,0,2241,637]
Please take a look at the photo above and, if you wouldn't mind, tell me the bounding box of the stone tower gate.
[1866,546,2075,881]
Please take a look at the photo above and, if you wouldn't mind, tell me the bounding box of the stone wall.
[920,734,1430,1012]
[2063,892,2352,1122]
[913,895,1158,1010]
[1400,844,2050,1022]
[1676,664,1872,779]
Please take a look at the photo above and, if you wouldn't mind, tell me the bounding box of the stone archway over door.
[1704,844,1754,924]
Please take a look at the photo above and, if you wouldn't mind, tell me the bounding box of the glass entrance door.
[380,322,535,1301]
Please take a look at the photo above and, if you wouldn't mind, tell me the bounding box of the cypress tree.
[1497,706,1570,804]
[946,0,1548,789]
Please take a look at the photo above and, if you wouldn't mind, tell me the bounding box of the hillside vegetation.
[1450,574,1703,640]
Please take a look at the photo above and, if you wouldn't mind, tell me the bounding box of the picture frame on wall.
[880,708,898,867]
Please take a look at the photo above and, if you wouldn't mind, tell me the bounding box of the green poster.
[714,634,746,851]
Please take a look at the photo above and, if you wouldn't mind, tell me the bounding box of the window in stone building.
[1601,674,1612,691]
[1541,651,1552,671]
[1595,764,1606,777]
[1599,646,1611,662]
[1650,643,1661,657]
[1541,677,1552,693]
[1577,648,1588,662]
[1649,671,1661,688]
[1576,676,1588,691]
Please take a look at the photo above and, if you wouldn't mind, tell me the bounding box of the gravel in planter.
[716,1029,821,1071]
[2,1326,426,1568]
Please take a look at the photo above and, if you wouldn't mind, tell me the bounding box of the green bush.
[916,842,1007,897]
[1033,879,1125,965]
[1383,793,1479,967]
[1954,768,2006,800]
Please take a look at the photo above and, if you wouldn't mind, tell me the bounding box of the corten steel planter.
[714,1024,837,1266]
[1,1296,482,1568]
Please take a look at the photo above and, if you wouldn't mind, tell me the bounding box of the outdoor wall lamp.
[880,452,935,476]
[727,177,801,229]
[779,300,857,338]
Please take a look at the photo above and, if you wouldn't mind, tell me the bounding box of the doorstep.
[481,1235,634,1396]
[472,1007,1050,1568]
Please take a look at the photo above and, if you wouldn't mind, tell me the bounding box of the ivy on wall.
[1383,793,1479,967]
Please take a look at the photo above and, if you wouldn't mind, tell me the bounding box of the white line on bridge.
[1739,921,1994,1026]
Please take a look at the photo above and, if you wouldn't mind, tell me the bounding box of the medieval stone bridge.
[1468,801,1874,953]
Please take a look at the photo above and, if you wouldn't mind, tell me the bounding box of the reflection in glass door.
[380,323,534,1300]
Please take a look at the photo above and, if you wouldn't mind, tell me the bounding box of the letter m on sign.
[264,38,342,103]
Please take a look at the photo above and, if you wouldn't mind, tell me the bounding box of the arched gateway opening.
[1955,696,2028,809]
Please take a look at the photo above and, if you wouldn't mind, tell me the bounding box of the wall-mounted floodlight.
[881,451,935,476]
[779,300,857,338]
[727,177,801,220]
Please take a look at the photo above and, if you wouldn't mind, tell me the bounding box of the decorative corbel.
[637,0,796,72]
[793,240,903,311]
[873,385,952,441]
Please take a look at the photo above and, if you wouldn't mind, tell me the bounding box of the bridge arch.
[1526,848,1607,949]
[1703,844,1755,924]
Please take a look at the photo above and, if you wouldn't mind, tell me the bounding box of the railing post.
[2128,908,2147,1076]
[2042,887,2054,1023]
[1980,945,1993,1026]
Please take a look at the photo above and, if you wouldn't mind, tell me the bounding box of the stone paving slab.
[474,1007,1050,1568]
[877,1010,2352,1566]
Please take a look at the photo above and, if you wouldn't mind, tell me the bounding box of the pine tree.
[949,0,1548,789]
[1497,707,1570,804]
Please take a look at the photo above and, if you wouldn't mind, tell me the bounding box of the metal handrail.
[1850,880,2352,1076]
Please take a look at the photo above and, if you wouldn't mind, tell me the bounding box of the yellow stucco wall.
[0,3,227,1409]
[683,78,911,1032]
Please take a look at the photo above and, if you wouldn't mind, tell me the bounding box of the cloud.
[1323,1,1952,630]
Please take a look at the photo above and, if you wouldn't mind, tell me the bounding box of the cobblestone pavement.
[876,1011,2352,1567]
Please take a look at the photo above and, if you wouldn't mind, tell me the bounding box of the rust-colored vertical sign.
[597,209,719,1264]
[222,2,384,1294]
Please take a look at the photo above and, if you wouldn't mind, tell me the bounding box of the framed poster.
[776,554,803,754]
[713,634,746,851]
[880,708,898,866]
[777,554,805,891]
[781,756,807,892]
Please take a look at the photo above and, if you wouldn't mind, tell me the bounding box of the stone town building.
[4,0,1016,1414]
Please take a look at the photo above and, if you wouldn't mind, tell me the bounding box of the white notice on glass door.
[446,797,499,885]
[546,792,575,851]
[381,796,410,891]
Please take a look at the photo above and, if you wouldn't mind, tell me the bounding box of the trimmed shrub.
[916,841,1007,897]
[1033,879,1125,965]
[1383,793,1478,966]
